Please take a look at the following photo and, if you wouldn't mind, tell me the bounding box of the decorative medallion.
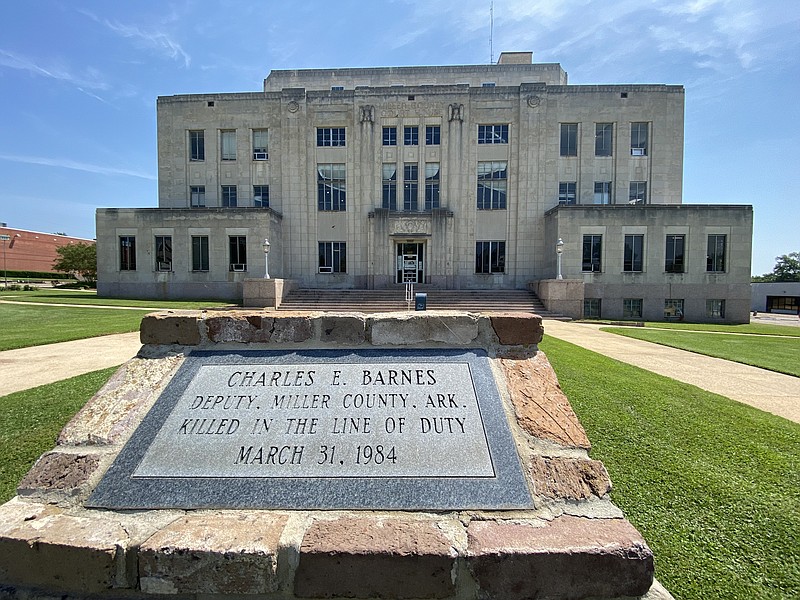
[287,100,300,113]
[526,95,541,108]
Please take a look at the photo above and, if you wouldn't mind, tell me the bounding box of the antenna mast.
[489,1,494,64]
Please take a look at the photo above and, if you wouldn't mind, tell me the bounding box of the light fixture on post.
[556,237,564,280]
[262,238,271,279]
[0,234,10,289]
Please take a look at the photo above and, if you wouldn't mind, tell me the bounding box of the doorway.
[396,242,425,284]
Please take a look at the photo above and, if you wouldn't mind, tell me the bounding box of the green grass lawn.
[540,336,800,600]
[600,321,800,337]
[0,288,237,309]
[600,327,800,377]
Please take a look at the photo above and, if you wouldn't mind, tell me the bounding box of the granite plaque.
[88,349,533,510]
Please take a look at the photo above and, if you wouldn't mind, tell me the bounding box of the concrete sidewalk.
[543,319,800,424]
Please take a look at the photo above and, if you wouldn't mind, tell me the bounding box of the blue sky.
[1,0,797,275]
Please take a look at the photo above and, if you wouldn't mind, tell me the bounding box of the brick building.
[0,224,94,277]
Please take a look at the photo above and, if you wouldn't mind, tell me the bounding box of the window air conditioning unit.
[157,262,172,271]
[253,152,268,160]
[319,266,333,273]
[631,148,646,156]
[231,263,247,272]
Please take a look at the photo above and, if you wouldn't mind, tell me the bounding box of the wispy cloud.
[0,49,109,91]
[0,154,156,181]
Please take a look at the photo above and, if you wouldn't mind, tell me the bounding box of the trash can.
[415,292,427,311]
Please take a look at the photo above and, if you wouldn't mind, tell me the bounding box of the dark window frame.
[316,127,346,147]
[558,181,577,205]
[318,241,347,273]
[425,125,441,145]
[221,185,238,207]
[191,235,209,272]
[478,124,509,144]
[560,123,578,157]
[228,236,247,272]
[382,126,397,146]
[477,161,507,210]
[189,130,205,161]
[665,234,685,273]
[623,234,644,272]
[707,234,727,272]
[253,185,269,208]
[317,163,346,211]
[403,163,418,211]
[595,123,613,156]
[119,236,136,271]
[155,235,172,272]
[403,126,419,146]
[582,234,602,272]
[475,241,506,274]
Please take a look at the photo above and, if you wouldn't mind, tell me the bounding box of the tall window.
[477,161,507,210]
[584,298,601,318]
[119,236,136,271]
[707,235,727,272]
[189,130,204,161]
[383,126,397,146]
[319,242,346,273]
[190,185,205,208]
[594,181,611,205]
[558,182,576,205]
[382,164,397,210]
[623,298,643,319]
[253,185,269,207]
[425,163,440,210]
[665,235,685,273]
[560,123,578,156]
[317,164,346,211]
[664,299,684,319]
[229,236,247,271]
[252,129,268,160]
[425,125,441,145]
[191,236,209,272]
[707,299,726,319]
[582,234,602,272]
[317,127,346,147]
[595,123,613,156]
[629,181,647,204]
[155,235,172,271]
[476,241,505,274]
[221,185,238,207]
[221,130,236,161]
[631,122,648,156]
[623,234,644,272]
[404,126,419,146]
[403,164,418,211]
[478,124,509,144]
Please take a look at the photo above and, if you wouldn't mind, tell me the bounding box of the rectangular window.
[317,164,346,211]
[560,123,578,156]
[477,161,507,210]
[189,130,204,161]
[155,235,172,271]
[317,127,346,147]
[478,124,509,144]
[584,298,601,319]
[403,163,418,211]
[382,164,397,210]
[318,242,346,273]
[253,185,269,208]
[558,182,577,205]
[221,130,236,161]
[475,241,505,274]
[425,163,440,210]
[582,234,602,272]
[629,181,647,204]
[707,234,727,272]
[382,126,397,146]
[221,185,238,207]
[191,236,209,272]
[404,126,419,146]
[594,181,611,205]
[119,236,136,271]
[665,235,685,273]
[229,236,247,271]
[707,299,726,319]
[252,129,268,160]
[425,125,441,145]
[664,299,684,320]
[631,122,648,156]
[624,234,644,272]
[190,185,205,208]
[595,123,613,156]
[623,298,643,319]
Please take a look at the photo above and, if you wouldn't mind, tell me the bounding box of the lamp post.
[262,238,271,279]
[556,237,564,280]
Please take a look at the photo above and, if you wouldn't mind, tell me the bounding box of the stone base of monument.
[0,311,673,600]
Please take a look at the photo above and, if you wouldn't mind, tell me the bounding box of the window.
[624,234,644,272]
[664,299,684,320]
[319,242,346,273]
[331,85,344,91]
[253,185,269,208]
[317,127,346,147]
[403,164,418,211]
[190,185,205,208]
[155,235,172,271]
[383,126,397,146]
[631,122,648,156]
[594,181,611,205]
[404,126,419,146]
[481,82,496,87]
[189,130,204,161]
[558,182,577,205]
[665,235,685,273]
[252,129,268,160]
[477,161,507,210]
[425,163,440,210]
[425,125,441,146]
[629,181,647,204]
[560,123,578,156]
[623,298,643,319]
[478,124,509,144]
[191,236,209,272]
[221,130,236,161]
[476,241,505,274]
[707,234,727,272]
[382,164,397,210]
[707,299,726,319]
[229,236,247,271]
[584,298,601,319]
[595,123,613,156]
[582,235,602,272]
[221,185,238,207]
[119,236,136,271]
[317,164,346,211]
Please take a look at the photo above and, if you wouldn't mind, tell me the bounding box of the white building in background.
[96,52,753,322]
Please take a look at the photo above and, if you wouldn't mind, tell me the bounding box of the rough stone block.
[17,452,101,496]
[467,516,653,600]
[205,313,273,343]
[319,314,367,345]
[271,315,313,342]
[369,313,479,346]
[529,456,611,500]
[296,518,458,598]
[139,513,287,594]
[490,313,544,346]
[140,311,201,345]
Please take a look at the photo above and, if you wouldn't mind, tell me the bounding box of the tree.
[752,252,800,282]
[53,243,97,282]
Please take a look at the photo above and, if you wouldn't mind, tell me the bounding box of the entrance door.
[396,242,425,284]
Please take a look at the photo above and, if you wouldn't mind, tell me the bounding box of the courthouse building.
[96,52,753,322]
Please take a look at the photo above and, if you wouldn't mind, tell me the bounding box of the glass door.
[396,242,424,284]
